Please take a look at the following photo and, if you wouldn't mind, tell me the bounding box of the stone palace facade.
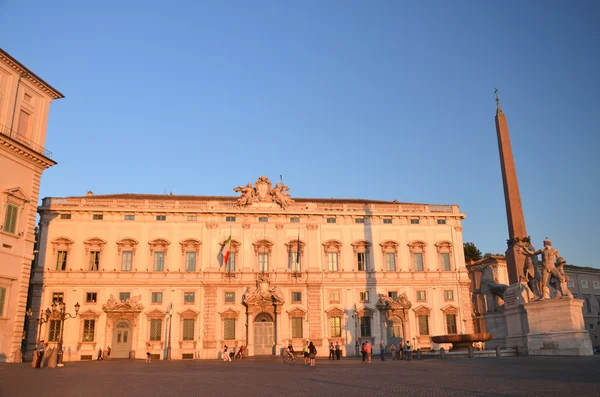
[28,177,473,360]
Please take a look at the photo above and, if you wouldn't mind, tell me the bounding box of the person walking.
[35,340,45,368]
[361,342,367,363]
[335,342,341,360]
[379,340,385,361]
[365,341,372,363]
[97,347,104,361]
[308,341,317,367]
[303,340,310,366]
[107,346,111,360]
[223,345,231,362]
[404,341,411,361]
[146,343,152,363]
[390,343,397,360]
[328,342,335,360]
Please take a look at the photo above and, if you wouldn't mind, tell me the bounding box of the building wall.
[565,266,600,347]
[0,49,61,362]
[30,194,473,360]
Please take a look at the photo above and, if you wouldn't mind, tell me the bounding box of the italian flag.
[218,235,232,268]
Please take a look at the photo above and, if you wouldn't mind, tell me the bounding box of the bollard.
[416,349,421,360]
[440,347,445,360]
[496,346,501,357]
[468,346,473,358]
[515,345,521,356]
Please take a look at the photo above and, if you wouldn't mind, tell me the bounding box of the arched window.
[323,240,342,272]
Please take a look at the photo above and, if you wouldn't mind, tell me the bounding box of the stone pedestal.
[525,298,593,356]
[503,284,530,351]
[481,312,507,349]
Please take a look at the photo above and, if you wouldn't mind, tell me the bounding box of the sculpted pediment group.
[102,294,144,313]
[234,176,293,209]
[242,275,285,306]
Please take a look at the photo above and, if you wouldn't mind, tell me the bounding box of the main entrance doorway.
[253,312,274,355]
[386,316,404,350]
[112,320,132,358]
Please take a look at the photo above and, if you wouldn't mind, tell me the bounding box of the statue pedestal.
[503,284,530,351]
[481,312,507,349]
[524,298,593,356]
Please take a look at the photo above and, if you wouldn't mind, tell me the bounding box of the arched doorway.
[253,312,274,355]
[112,320,132,358]
[386,316,404,350]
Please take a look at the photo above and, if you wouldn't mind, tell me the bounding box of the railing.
[0,123,53,159]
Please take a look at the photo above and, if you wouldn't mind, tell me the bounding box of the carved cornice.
[380,240,399,254]
[351,240,371,253]
[83,237,107,253]
[407,240,427,252]
[219,308,240,320]
[149,238,171,254]
[50,236,74,253]
[116,237,139,254]
[412,304,432,316]
[325,307,344,318]
[0,136,55,168]
[180,238,202,254]
[178,308,200,318]
[440,304,459,315]
[322,240,342,252]
[286,307,307,319]
[356,306,375,317]
[0,50,64,99]
[285,239,305,255]
[434,241,453,253]
[253,239,274,254]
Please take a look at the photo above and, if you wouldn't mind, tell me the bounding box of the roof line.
[0,48,64,99]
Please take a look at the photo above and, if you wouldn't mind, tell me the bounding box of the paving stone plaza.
[1,356,599,397]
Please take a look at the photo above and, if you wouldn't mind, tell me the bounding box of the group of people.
[97,346,111,361]
[222,344,245,362]
[388,341,412,361]
[327,342,343,360]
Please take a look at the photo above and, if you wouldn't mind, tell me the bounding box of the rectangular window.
[154,252,165,271]
[413,253,424,271]
[85,292,97,303]
[184,292,195,303]
[383,218,392,224]
[124,214,135,220]
[290,217,300,223]
[418,315,430,335]
[224,292,236,303]
[360,291,369,302]
[329,291,340,303]
[150,319,162,341]
[224,318,235,340]
[291,292,302,303]
[52,292,64,303]
[187,215,197,221]
[151,292,163,303]
[89,251,100,271]
[410,219,420,225]
[385,253,396,271]
[18,110,31,137]
[355,218,365,224]
[329,316,342,337]
[185,252,196,272]
[437,219,446,225]
[444,290,454,301]
[326,217,336,224]
[581,280,589,289]
[360,317,371,337]
[119,292,130,302]
[48,320,61,342]
[416,290,427,301]
[446,314,457,334]
[291,317,303,338]
[441,253,451,271]
[92,214,103,220]
[288,251,301,272]
[156,215,166,221]
[225,252,236,272]
[328,252,339,272]
[83,319,95,341]
[3,203,18,234]
[121,251,132,271]
[56,251,68,271]
[593,281,600,289]
[60,213,72,220]
[258,216,268,222]
[0,287,6,317]
[225,216,236,222]
[388,291,398,300]
[357,252,367,271]
[183,319,195,340]
[568,279,574,287]
[583,295,591,313]
[258,252,268,272]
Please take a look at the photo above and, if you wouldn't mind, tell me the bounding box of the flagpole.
[228,226,232,274]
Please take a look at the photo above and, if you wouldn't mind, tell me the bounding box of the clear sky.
[1,0,598,267]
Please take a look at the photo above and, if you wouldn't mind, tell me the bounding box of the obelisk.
[494,90,527,284]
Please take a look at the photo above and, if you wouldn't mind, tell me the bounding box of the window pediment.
[117,237,139,254]
[149,238,171,254]
[178,308,200,318]
[4,187,28,203]
[51,236,75,253]
[380,240,399,253]
[408,240,427,252]
[435,240,453,253]
[146,308,165,318]
[253,239,273,254]
[325,307,344,318]
[351,240,371,253]
[219,308,240,320]
[285,239,306,254]
[356,306,374,317]
[79,309,101,319]
[84,237,107,253]
[440,304,459,315]
[413,304,432,315]
[180,238,202,254]
[322,240,342,252]
[221,238,241,250]
[287,307,307,318]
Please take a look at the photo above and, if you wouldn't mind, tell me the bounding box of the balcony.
[0,123,52,159]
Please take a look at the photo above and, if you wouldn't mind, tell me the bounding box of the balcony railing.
[0,123,52,159]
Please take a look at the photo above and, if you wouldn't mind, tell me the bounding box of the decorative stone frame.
[253,239,273,272]
[356,306,375,338]
[83,237,107,271]
[149,238,170,272]
[220,238,241,271]
[180,238,202,272]
[146,308,166,348]
[325,307,345,339]
[220,308,241,342]
[50,237,74,271]
[116,238,138,271]
[0,187,28,236]
[322,240,342,272]
[285,238,305,271]
[407,240,427,272]
[412,305,432,339]
[77,309,101,345]
[351,240,371,272]
[441,304,459,334]
[287,307,307,341]
[179,308,200,347]
[434,241,454,271]
[380,240,399,272]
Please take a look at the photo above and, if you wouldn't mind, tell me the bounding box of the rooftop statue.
[233,176,293,209]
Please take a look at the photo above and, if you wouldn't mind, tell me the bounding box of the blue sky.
[1,0,598,267]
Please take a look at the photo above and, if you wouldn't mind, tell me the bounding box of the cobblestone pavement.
[1,356,599,397]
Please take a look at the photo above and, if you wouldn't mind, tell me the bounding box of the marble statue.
[549,257,573,298]
[234,183,255,207]
[233,177,294,209]
[270,183,293,209]
[478,264,508,312]
[519,238,565,300]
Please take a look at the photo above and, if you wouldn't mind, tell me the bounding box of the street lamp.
[54,302,80,365]
[166,302,174,360]
[352,304,360,357]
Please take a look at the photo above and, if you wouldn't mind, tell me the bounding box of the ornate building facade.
[0,48,63,362]
[29,177,473,360]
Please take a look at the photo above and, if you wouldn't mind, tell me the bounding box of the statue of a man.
[519,238,563,299]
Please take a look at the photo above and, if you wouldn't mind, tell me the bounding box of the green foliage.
[464,242,482,263]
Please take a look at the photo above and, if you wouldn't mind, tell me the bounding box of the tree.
[464,242,482,263]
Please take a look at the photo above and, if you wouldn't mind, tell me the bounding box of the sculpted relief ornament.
[234,176,293,209]
[242,274,285,307]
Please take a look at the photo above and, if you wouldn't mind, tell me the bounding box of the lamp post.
[55,301,80,365]
[352,304,359,357]
[166,302,174,360]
